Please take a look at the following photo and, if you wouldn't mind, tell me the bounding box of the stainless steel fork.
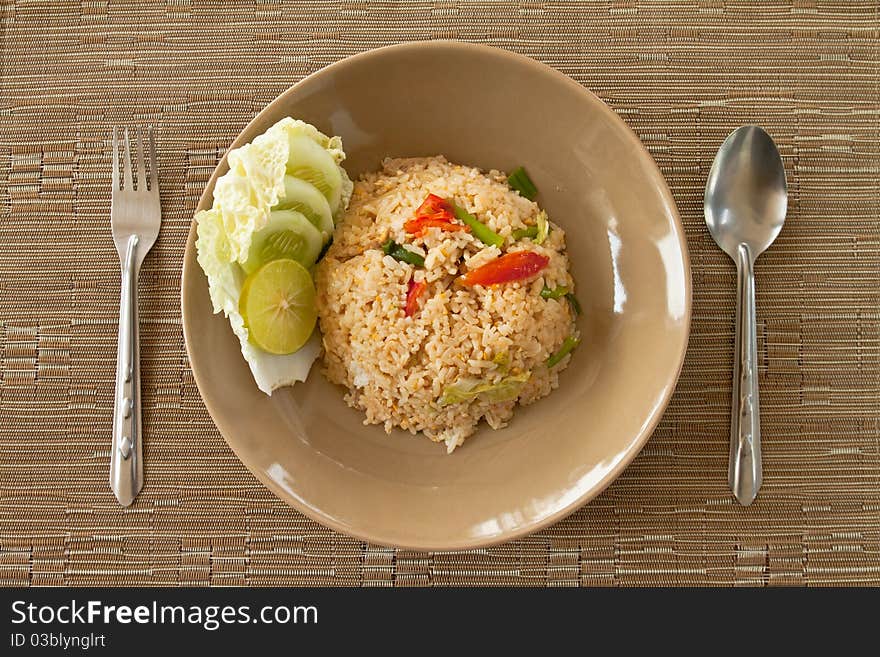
[110,126,161,506]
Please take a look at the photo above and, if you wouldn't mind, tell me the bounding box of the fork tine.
[122,127,133,190]
[135,126,147,191]
[111,127,119,193]
[148,125,159,193]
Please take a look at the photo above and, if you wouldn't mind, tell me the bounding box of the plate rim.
[180,40,693,551]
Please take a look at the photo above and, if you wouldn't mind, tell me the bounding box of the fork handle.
[729,243,762,506]
[111,234,143,506]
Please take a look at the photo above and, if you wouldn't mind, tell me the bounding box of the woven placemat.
[1,1,878,587]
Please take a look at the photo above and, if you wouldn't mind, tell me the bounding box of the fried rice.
[315,156,578,452]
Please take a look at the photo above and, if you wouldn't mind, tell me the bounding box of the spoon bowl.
[705,126,787,261]
[704,125,787,506]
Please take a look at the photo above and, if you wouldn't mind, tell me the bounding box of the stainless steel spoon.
[704,126,787,506]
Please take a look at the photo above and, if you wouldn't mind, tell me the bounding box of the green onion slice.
[381,239,425,267]
[546,335,580,368]
[512,226,539,240]
[540,285,569,300]
[508,166,538,200]
[450,202,504,248]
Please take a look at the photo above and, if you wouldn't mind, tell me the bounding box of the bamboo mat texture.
[1,0,879,587]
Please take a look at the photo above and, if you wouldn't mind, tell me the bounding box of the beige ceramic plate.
[181,42,691,550]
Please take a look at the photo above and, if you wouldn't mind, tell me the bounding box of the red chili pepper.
[458,251,550,287]
[405,280,427,317]
[404,194,468,237]
[415,194,455,222]
[404,217,470,237]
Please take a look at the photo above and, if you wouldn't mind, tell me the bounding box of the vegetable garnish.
[382,239,425,267]
[459,251,549,287]
[439,372,531,406]
[415,193,456,222]
[405,280,427,317]
[405,194,470,237]
[239,258,317,356]
[512,212,548,242]
[194,117,350,395]
[542,285,580,315]
[546,335,580,368]
[540,285,569,300]
[512,226,538,240]
[404,194,471,237]
[507,166,538,200]
[535,211,549,245]
[450,202,504,248]
[405,217,470,237]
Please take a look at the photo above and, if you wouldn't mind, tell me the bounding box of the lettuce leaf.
[439,372,531,406]
[211,117,352,264]
[194,117,351,394]
[195,207,322,393]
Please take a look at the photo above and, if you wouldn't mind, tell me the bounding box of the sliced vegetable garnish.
[439,372,531,406]
[535,211,549,245]
[277,175,334,239]
[546,335,580,368]
[403,194,471,237]
[239,258,317,355]
[405,280,426,317]
[242,209,323,274]
[286,133,345,214]
[450,202,504,248]
[507,166,538,200]
[405,217,470,237]
[415,193,456,222]
[542,284,580,315]
[540,285,569,300]
[382,239,425,267]
[512,226,539,240]
[512,213,548,243]
[459,251,549,287]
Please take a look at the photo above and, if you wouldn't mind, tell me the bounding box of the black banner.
[0,587,873,652]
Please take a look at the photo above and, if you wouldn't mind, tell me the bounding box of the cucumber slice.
[242,209,323,274]
[286,133,344,215]
[277,175,334,240]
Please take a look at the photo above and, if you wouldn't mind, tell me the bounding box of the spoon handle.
[730,243,762,506]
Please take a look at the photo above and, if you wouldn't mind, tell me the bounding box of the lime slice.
[286,133,344,214]
[239,259,317,355]
[242,209,323,274]
[277,175,334,239]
